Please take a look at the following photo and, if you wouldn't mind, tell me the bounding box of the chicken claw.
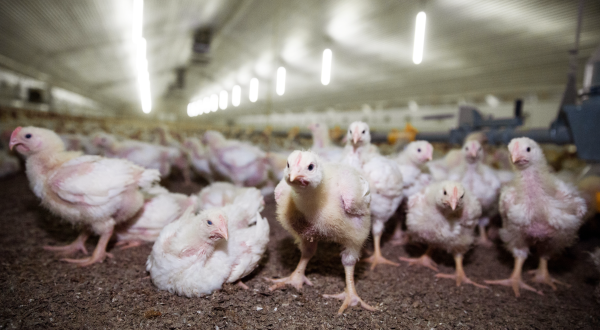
[323,290,375,314]
[362,235,399,270]
[115,240,142,250]
[266,273,313,291]
[44,232,89,256]
[484,256,542,297]
[527,257,570,291]
[435,255,488,288]
[323,264,376,314]
[399,247,438,271]
[61,231,113,267]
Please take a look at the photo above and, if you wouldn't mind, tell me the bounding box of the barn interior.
[1,0,600,328]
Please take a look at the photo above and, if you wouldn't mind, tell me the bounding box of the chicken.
[203,130,269,187]
[400,181,486,288]
[308,123,344,162]
[390,140,433,245]
[268,150,375,314]
[591,248,600,304]
[341,121,380,168]
[9,126,160,266]
[183,137,214,183]
[146,204,270,296]
[154,127,191,185]
[266,151,289,181]
[114,187,198,249]
[0,148,21,178]
[485,137,586,296]
[341,122,403,269]
[196,182,265,228]
[93,132,173,177]
[448,140,501,247]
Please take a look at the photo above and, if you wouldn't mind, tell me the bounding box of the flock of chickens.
[2,117,600,315]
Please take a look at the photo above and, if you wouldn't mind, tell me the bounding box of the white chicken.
[9,126,161,266]
[390,140,433,245]
[146,204,270,296]
[448,140,501,247]
[341,122,403,269]
[341,121,380,168]
[93,132,174,177]
[308,123,344,162]
[183,136,214,182]
[485,137,586,297]
[401,181,486,288]
[115,187,198,249]
[203,130,269,187]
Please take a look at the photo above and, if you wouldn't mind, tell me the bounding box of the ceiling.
[0,0,599,121]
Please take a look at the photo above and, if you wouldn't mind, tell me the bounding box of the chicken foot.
[435,254,488,288]
[62,229,114,267]
[266,240,316,291]
[484,256,542,297]
[43,231,89,256]
[323,264,376,314]
[115,240,143,250]
[527,257,570,290]
[362,234,399,270]
[399,246,439,271]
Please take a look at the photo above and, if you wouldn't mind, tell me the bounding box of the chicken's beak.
[450,187,459,210]
[352,130,361,144]
[8,126,22,151]
[289,168,300,182]
[219,224,229,241]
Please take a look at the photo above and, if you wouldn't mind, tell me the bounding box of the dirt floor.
[1,173,600,329]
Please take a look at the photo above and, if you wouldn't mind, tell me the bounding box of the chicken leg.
[477,223,493,247]
[484,256,542,297]
[390,221,409,246]
[43,231,89,256]
[323,264,376,314]
[527,257,570,290]
[267,240,317,291]
[399,246,439,271]
[435,254,487,288]
[62,228,114,267]
[362,234,399,270]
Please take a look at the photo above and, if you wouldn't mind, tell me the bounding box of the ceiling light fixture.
[321,49,332,85]
[210,94,219,112]
[276,67,286,96]
[232,85,241,107]
[203,97,210,114]
[249,78,259,102]
[412,11,426,65]
[219,90,228,110]
[133,0,151,113]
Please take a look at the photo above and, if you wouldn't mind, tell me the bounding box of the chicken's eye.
[526,147,531,152]
[287,162,289,168]
[460,194,464,199]
[465,147,469,151]
[417,148,421,153]
[443,190,447,195]
[207,220,213,225]
[349,130,352,134]
[308,164,314,171]
[362,130,365,134]
[25,134,32,139]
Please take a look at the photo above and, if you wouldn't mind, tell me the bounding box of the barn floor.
[1,173,599,329]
